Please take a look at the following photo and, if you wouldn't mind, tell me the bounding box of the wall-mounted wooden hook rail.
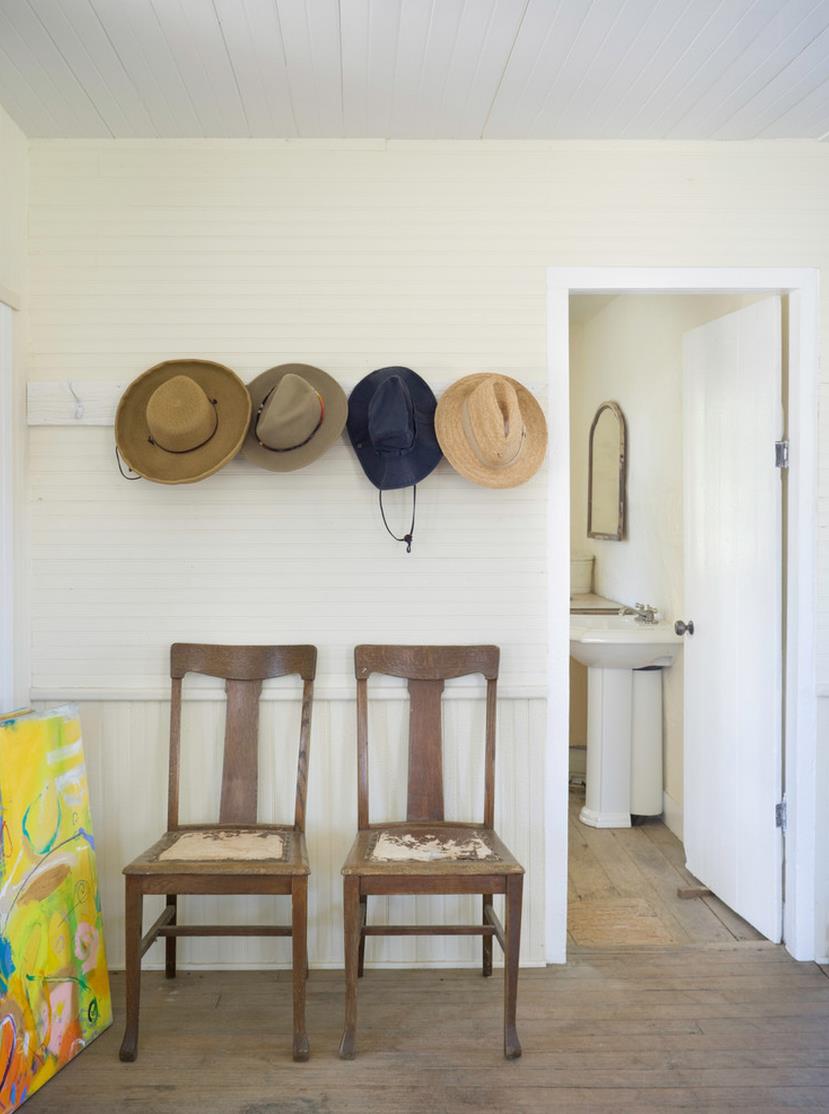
[27,381,126,426]
[27,379,546,427]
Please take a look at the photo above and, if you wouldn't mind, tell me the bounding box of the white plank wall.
[27,426,547,697]
[22,138,829,964]
[32,696,546,970]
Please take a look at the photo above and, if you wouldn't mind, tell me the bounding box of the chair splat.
[219,678,263,825]
[406,678,445,822]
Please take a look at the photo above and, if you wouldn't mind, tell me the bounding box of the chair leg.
[357,895,367,977]
[119,877,143,1062]
[165,894,177,979]
[291,876,310,1062]
[338,875,361,1060]
[482,894,493,977]
[503,874,523,1060]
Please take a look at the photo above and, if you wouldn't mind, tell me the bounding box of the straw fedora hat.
[242,363,347,471]
[435,373,547,488]
[115,359,251,484]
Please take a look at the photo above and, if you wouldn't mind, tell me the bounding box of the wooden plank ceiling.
[1,0,829,140]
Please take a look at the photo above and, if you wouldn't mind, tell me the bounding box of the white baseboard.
[128,959,547,972]
[662,790,683,841]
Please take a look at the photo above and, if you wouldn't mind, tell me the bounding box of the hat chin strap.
[379,486,416,554]
[115,444,142,481]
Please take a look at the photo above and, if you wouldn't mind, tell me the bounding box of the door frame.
[545,266,819,964]
[0,301,15,712]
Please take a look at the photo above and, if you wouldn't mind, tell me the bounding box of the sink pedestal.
[579,667,663,829]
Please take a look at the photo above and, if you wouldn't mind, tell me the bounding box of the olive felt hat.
[435,373,547,488]
[242,363,348,472]
[115,359,251,484]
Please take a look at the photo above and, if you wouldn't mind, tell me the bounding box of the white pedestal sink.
[570,614,681,828]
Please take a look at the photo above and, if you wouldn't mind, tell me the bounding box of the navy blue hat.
[347,367,442,490]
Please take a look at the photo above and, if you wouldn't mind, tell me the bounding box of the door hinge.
[775,799,787,832]
[775,440,789,469]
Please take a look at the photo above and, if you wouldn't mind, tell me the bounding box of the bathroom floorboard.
[567,787,762,947]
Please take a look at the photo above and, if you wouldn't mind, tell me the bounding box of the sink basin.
[569,614,681,670]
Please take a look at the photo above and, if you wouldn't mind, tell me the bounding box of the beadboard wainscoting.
[33,696,546,970]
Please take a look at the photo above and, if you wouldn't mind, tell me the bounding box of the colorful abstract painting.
[0,705,111,1112]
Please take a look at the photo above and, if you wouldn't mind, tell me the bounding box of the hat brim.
[435,373,548,489]
[347,366,443,490]
[115,359,251,484]
[242,364,348,472]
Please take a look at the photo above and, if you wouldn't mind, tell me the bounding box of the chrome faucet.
[619,602,659,624]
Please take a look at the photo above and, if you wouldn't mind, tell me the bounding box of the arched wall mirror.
[588,401,626,540]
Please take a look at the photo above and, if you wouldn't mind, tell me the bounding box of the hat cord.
[147,398,219,453]
[379,485,416,554]
[256,388,325,452]
[115,444,141,481]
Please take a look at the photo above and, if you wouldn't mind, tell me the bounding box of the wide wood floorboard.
[22,955,829,1114]
[23,798,822,1113]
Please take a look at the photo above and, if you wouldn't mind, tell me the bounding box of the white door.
[681,297,784,942]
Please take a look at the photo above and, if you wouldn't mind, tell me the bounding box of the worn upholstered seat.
[338,645,525,1062]
[124,826,309,873]
[342,824,522,875]
[119,643,317,1065]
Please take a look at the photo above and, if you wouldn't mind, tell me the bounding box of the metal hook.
[67,381,84,421]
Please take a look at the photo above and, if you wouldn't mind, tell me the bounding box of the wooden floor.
[23,953,829,1113]
[23,796,829,1112]
[567,787,763,947]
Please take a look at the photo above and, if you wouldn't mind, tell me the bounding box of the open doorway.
[567,291,779,948]
[544,268,819,965]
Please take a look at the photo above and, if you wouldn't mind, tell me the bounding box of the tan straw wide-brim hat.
[115,359,251,484]
[242,363,348,472]
[435,373,548,489]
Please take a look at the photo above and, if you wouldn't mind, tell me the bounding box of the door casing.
[545,267,819,964]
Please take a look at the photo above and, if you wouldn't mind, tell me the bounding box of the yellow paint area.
[0,707,111,1112]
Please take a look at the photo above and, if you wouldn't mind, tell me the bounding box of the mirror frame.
[587,400,626,541]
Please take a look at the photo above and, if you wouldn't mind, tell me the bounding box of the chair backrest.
[168,643,317,831]
[354,645,499,830]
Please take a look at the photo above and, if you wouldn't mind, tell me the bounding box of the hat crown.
[463,377,525,467]
[368,375,415,455]
[145,374,217,453]
[256,372,323,451]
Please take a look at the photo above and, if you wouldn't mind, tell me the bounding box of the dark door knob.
[675,619,695,636]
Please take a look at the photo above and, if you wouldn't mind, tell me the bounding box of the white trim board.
[29,684,546,703]
[662,790,683,842]
[133,959,547,973]
[0,305,13,711]
[545,266,819,965]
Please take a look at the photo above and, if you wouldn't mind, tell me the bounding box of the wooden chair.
[338,644,524,1060]
[119,643,317,1064]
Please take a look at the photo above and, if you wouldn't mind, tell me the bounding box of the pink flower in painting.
[73,922,99,973]
[46,981,75,1058]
